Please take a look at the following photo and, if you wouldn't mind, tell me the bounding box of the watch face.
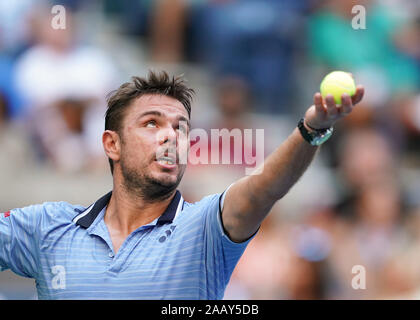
[311,129,333,146]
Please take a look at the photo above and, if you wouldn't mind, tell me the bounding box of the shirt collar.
[73,190,184,229]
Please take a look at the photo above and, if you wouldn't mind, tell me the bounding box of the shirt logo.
[158,225,176,243]
[3,211,10,218]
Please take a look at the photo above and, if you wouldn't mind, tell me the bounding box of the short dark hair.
[105,70,195,173]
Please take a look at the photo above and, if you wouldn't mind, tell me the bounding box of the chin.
[154,172,180,187]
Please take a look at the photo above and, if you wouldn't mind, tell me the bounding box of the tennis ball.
[320,71,356,105]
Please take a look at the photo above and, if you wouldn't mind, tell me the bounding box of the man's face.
[117,94,190,200]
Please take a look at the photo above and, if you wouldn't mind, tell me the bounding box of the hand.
[304,85,365,130]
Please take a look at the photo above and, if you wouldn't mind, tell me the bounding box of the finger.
[325,94,338,116]
[351,85,364,105]
[340,93,353,114]
[314,92,326,114]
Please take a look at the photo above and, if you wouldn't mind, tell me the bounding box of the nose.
[156,127,178,161]
[158,126,178,146]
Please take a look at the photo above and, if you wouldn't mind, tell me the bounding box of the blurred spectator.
[307,0,420,164]
[0,55,23,118]
[149,0,188,63]
[308,0,419,103]
[14,7,118,172]
[193,76,258,174]
[327,180,412,298]
[283,257,326,300]
[0,92,8,123]
[0,0,37,55]
[387,205,420,299]
[181,75,258,200]
[102,0,151,37]
[226,207,333,300]
[308,0,420,168]
[224,212,290,299]
[186,0,311,114]
[399,94,420,158]
[336,128,397,197]
[182,75,294,200]
[322,127,415,298]
[0,82,37,186]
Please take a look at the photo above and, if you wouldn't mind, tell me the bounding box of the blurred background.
[0,0,419,299]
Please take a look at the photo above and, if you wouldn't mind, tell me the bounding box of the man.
[0,71,364,299]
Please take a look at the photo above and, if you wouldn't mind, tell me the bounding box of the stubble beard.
[120,155,184,203]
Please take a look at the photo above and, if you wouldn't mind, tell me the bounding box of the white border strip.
[173,196,184,221]
[72,203,95,224]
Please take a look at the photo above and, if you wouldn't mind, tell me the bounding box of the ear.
[102,130,121,163]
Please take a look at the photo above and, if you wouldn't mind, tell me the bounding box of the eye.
[145,120,157,128]
[177,125,188,134]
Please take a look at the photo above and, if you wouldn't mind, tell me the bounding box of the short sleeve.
[0,204,43,278]
[203,184,258,296]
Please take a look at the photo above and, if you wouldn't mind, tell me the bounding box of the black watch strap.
[297,118,333,146]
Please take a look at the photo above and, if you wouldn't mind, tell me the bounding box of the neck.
[104,182,176,236]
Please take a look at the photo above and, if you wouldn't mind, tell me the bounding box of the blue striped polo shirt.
[0,187,256,299]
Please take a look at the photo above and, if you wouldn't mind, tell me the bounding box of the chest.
[36,222,205,299]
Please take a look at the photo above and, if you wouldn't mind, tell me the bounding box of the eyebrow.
[137,110,190,126]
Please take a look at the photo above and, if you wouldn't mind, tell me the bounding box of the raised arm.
[221,86,365,242]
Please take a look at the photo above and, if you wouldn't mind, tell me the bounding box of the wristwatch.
[297,118,333,146]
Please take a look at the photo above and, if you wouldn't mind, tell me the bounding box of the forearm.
[246,127,318,208]
[221,127,318,242]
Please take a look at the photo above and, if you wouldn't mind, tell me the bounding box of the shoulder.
[182,193,222,213]
[16,200,84,214]
[15,46,52,70]
[175,193,223,226]
[10,201,85,227]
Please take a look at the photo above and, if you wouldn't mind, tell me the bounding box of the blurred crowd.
[0,0,420,299]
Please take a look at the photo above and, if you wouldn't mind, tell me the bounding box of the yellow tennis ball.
[320,71,356,105]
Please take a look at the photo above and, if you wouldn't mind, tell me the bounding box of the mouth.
[155,154,177,170]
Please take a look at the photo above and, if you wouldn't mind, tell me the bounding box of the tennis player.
[0,71,364,299]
